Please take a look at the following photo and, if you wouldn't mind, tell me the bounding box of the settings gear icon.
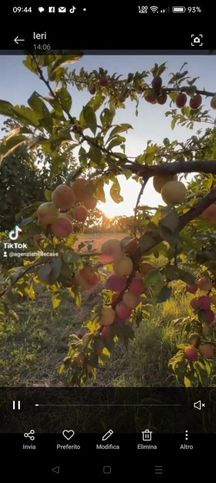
[191,34,203,47]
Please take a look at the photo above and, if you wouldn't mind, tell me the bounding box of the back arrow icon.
[14,36,25,45]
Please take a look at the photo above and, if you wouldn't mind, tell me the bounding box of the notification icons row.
[38,6,87,14]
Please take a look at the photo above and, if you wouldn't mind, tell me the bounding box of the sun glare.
[98,176,163,218]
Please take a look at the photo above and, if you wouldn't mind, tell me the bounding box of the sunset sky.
[0,53,216,218]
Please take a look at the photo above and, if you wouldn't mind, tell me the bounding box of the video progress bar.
[35,403,182,408]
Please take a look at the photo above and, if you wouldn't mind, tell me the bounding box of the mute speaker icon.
[193,400,205,411]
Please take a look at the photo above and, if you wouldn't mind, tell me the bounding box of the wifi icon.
[150,5,158,13]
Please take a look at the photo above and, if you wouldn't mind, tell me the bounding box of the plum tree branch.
[124,160,216,178]
[133,177,149,237]
[135,187,216,259]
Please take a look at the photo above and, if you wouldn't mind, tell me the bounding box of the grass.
[0,299,81,386]
[0,288,192,387]
[98,285,192,388]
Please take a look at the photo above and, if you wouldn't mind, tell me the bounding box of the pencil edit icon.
[102,429,114,441]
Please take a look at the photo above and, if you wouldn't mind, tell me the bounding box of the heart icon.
[62,429,75,441]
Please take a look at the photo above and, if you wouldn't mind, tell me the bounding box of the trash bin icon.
[141,429,153,441]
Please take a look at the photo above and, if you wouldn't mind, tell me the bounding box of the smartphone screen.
[0,2,215,480]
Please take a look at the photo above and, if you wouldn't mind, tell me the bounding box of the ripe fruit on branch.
[144,90,157,104]
[73,205,88,222]
[196,296,211,310]
[189,94,202,110]
[139,262,155,276]
[153,175,177,193]
[99,307,115,326]
[101,325,112,341]
[121,237,139,255]
[184,345,198,362]
[76,265,99,290]
[199,343,215,359]
[52,184,75,210]
[200,203,216,224]
[176,92,187,108]
[89,84,96,95]
[51,215,73,237]
[37,202,59,226]
[70,178,94,202]
[190,296,211,311]
[114,256,133,277]
[100,75,109,87]
[200,309,215,324]
[115,302,132,320]
[157,91,167,105]
[186,284,198,294]
[161,180,186,205]
[105,274,127,292]
[189,334,201,348]
[122,291,139,309]
[190,298,200,310]
[210,95,216,109]
[129,277,145,295]
[83,197,97,210]
[101,239,123,263]
[151,76,162,94]
[197,277,212,292]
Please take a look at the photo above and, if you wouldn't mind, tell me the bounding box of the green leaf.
[88,92,105,111]
[50,52,83,73]
[106,135,125,151]
[0,135,27,163]
[28,91,50,116]
[89,145,102,165]
[110,178,123,203]
[160,210,179,233]
[11,105,40,127]
[0,99,14,117]
[95,180,106,202]
[49,256,63,284]
[82,105,97,135]
[144,269,164,288]
[50,153,67,179]
[171,117,177,130]
[38,264,52,283]
[52,295,62,309]
[23,55,38,73]
[164,266,195,285]
[176,269,196,286]
[139,234,156,253]
[44,189,52,201]
[107,123,132,142]
[100,108,115,128]
[184,376,192,387]
[156,286,172,302]
[27,92,53,130]
[56,87,72,112]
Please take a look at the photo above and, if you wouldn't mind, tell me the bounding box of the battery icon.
[172,6,186,13]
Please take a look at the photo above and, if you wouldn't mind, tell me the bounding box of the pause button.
[12,400,21,410]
